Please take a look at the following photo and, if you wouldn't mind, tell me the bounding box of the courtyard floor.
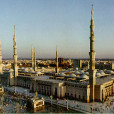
[2,86,114,113]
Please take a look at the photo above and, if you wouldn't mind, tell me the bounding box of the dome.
[97,70,102,73]
[59,72,65,76]
[85,72,89,75]
[96,72,101,76]
[36,71,42,74]
[107,70,114,74]
[101,72,105,75]
[97,70,105,75]
[29,68,33,70]
[69,74,76,78]
[74,71,80,75]
[23,68,29,73]
[80,74,89,79]
[29,70,34,73]
[79,70,84,74]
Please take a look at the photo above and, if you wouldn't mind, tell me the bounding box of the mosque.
[0,6,114,103]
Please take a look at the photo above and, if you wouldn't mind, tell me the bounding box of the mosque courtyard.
[0,86,113,113]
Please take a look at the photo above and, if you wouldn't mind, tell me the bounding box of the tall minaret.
[55,46,59,74]
[31,47,34,68]
[34,48,36,71]
[0,41,3,74]
[89,5,96,102]
[13,25,18,78]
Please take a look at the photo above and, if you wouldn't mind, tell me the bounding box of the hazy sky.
[0,0,114,59]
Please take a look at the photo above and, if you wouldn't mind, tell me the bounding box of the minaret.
[55,46,59,74]
[89,5,96,102]
[0,41,2,74]
[31,47,34,68]
[34,48,36,71]
[13,25,18,78]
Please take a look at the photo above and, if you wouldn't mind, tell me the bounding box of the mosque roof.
[80,74,89,79]
[74,71,80,75]
[58,72,66,76]
[107,70,114,74]
[69,74,76,78]
[34,78,64,84]
[96,75,114,85]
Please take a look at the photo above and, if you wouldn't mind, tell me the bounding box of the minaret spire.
[13,25,18,78]
[34,48,36,71]
[14,25,15,35]
[89,5,96,102]
[90,5,95,70]
[31,47,34,68]
[91,4,93,19]
[0,40,3,74]
[55,46,59,74]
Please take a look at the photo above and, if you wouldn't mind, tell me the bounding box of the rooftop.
[96,74,114,85]
[34,78,64,84]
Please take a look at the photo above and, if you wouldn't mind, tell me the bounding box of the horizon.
[0,0,114,59]
[2,57,114,60]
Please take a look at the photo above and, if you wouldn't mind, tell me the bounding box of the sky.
[0,0,114,59]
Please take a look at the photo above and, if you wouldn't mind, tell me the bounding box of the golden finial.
[91,4,93,19]
[14,25,15,35]
[56,45,58,51]
[34,48,35,54]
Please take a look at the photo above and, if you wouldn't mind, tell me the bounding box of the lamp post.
[50,95,52,105]
[25,88,27,98]
[56,98,59,103]
[36,91,37,97]
[66,97,68,111]
[14,86,16,95]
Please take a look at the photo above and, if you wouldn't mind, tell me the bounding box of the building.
[73,59,82,69]
[28,6,114,103]
[0,6,114,103]
[27,97,45,111]
[58,58,64,64]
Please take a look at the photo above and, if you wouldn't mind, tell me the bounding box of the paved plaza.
[1,86,113,113]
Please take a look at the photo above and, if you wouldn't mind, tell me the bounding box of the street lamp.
[14,86,16,95]
[25,88,27,98]
[35,91,37,97]
[50,95,53,105]
[66,97,68,111]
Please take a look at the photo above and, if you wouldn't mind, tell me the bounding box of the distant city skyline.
[0,0,114,59]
